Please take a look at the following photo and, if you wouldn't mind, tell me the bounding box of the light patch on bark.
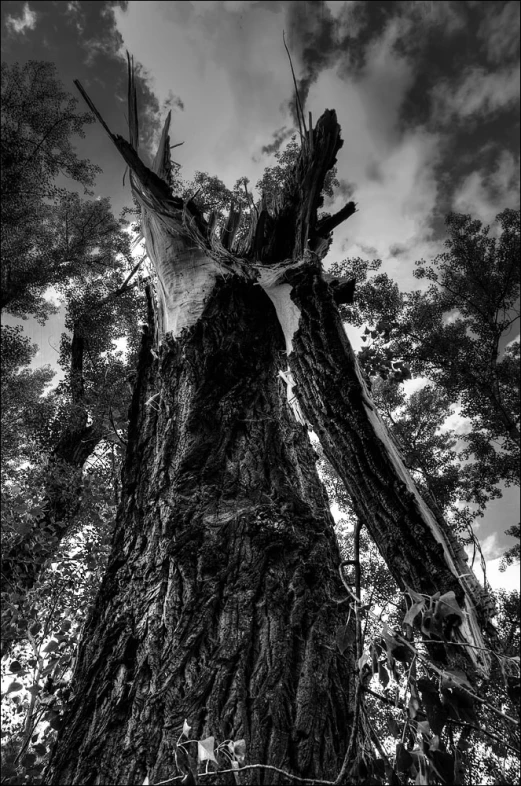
[262,283,302,355]
[256,263,306,356]
[279,368,306,425]
[352,359,492,674]
[142,212,222,339]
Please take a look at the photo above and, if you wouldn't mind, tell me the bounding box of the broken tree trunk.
[43,58,494,785]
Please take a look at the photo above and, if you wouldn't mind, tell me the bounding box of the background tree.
[330,214,520,560]
[1,60,100,321]
[1,61,145,655]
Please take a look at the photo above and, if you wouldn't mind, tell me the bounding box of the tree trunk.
[283,264,495,671]
[43,281,361,785]
[44,64,494,784]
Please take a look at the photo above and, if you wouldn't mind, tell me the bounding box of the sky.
[1,0,519,589]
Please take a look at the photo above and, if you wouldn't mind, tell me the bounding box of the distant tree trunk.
[44,65,493,784]
[1,325,103,656]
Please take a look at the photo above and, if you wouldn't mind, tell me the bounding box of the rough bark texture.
[47,64,494,786]
[288,269,486,605]
[43,281,360,785]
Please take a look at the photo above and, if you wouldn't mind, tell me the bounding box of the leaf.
[387,717,400,738]
[417,677,448,735]
[233,739,246,764]
[13,520,32,535]
[381,626,410,663]
[431,750,455,784]
[43,639,59,653]
[21,752,37,768]
[378,661,389,688]
[48,715,63,731]
[358,650,371,672]
[6,681,24,694]
[29,621,42,636]
[9,660,22,672]
[142,778,149,785]
[27,684,42,697]
[336,624,351,655]
[441,669,472,691]
[408,695,420,719]
[395,742,413,774]
[403,600,425,629]
[434,591,463,634]
[182,719,191,738]
[197,736,217,764]
[421,609,443,639]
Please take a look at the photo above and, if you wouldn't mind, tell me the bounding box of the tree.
[0,260,143,659]
[1,60,103,322]
[1,71,145,651]
[40,62,497,785]
[330,213,520,574]
[0,325,55,468]
[337,211,520,485]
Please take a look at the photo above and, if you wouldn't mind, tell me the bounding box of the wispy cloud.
[432,65,520,124]
[477,1,520,65]
[5,2,37,35]
[260,126,295,155]
[452,150,520,222]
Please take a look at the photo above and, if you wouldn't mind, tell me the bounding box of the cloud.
[163,90,185,113]
[477,1,520,65]
[505,334,520,349]
[438,405,472,436]
[432,64,520,123]
[335,178,357,200]
[5,2,37,35]
[260,125,295,155]
[402,376,430,396]
[452,150,520,223]
[485,557,520,592]
[466,535,520,592]
[285,0,342,124]
[388,242,409,258]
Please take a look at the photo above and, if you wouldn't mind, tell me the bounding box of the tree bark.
[45,65,494,784]
[284,264,494,672]
[43,281,360,785]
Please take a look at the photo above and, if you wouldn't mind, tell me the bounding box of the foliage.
[333,509,520,786]
[255,133,340,210]
[1,60,101,322]
[500,524,520,572]
[330,211,520,535]
[1,59,145,697]
[0,325,55,469]
[1,484,113,785]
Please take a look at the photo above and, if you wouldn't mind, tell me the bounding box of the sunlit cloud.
[452,150,520,223]
[5,2,37,35]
